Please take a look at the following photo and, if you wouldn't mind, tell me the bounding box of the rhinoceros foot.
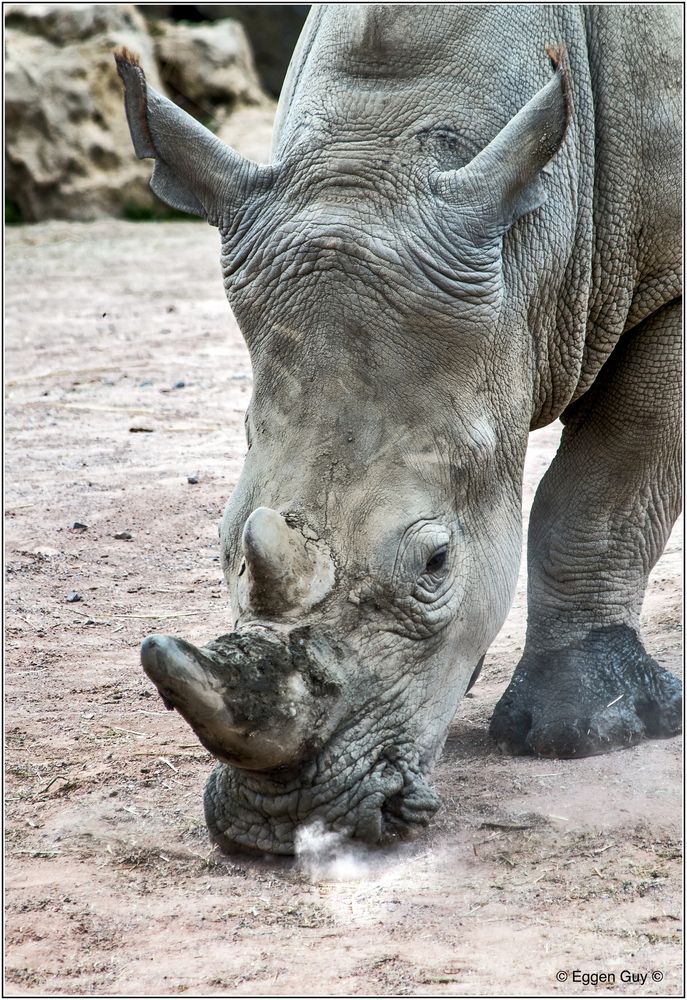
[489,624,682,758]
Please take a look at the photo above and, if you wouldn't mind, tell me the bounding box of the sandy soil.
[5,221,683,997]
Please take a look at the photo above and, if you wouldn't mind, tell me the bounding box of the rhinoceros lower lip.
[203,736,442,856]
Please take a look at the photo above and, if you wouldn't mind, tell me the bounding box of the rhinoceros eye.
[415,543,451,600]
[425,546,448,575]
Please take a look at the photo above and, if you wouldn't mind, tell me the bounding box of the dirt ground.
[5,221,683,997]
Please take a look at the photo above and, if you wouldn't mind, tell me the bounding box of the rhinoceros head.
[117,45,570,854]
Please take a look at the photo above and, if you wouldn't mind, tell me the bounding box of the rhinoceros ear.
[432,45,572,242]
[114,48,274,226]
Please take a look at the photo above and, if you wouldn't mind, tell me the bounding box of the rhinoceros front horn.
[139,512,339,769]
[239,507,335,616]
[140,628,342,770]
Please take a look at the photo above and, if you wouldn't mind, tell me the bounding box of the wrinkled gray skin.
[117,3,682,855]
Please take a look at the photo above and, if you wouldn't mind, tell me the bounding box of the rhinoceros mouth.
[203,736,441,856]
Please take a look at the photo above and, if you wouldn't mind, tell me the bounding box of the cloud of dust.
[294,821,374,881]
[294,821,444,927]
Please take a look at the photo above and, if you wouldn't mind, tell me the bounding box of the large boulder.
[194,5,310,98]
[137,4,310,97]
[5,3,163,221]
[151,17,276,163]
[5,4,277,220]
[217,104,276,165]
[150,18,276,163]
[151,18,265,122]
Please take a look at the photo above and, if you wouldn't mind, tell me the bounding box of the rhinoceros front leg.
[491,298,682,757]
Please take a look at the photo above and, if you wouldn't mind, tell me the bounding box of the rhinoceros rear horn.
[239,507,335,615]
[114,49,276,226]
[432,43,572,241]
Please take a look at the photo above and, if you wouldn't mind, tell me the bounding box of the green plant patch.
[121,200,197,222]
[5,196,23,225]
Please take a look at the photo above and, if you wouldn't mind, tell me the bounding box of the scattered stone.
[129,424,155,433]
[114,531,132,540]
[187,475,199,485]
[65,591,82,603]
[172,379,186,390]
[71,522,88,531]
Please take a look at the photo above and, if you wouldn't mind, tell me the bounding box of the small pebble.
[172,379,186,389]
[187,475,199,485]
[66,591,82,603]
[114,531,132,540]
[71,522,88,531]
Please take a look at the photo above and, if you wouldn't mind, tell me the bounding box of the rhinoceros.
[116,3,682,855]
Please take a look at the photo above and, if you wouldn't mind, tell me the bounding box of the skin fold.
[118,4,681,855]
